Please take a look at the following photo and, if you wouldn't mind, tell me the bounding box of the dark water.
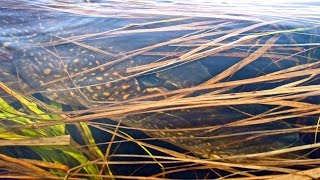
[0,0,320,179]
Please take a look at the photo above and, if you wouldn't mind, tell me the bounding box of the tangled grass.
[0,0,320,179]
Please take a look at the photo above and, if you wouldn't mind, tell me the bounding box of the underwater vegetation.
[0,0,320,179]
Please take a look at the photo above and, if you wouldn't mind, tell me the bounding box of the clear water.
[0,0,319,178]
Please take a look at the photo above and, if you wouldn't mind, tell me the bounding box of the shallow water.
[0,0,320,179]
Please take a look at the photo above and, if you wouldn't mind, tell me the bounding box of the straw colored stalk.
[29,82,319,128]
[0,135,71,147]
[0,154,52,177]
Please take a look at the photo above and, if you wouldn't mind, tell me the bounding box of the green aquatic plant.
[0,82,101,179]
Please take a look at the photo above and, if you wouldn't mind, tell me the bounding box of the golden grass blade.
[0,135,71,146]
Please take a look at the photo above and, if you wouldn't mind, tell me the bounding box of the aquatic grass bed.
[0,0,320,179]
[0,82,102,179]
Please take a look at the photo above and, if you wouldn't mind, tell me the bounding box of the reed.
[0,0,320,179]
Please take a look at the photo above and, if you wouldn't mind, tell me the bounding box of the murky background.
[0,0,320,179]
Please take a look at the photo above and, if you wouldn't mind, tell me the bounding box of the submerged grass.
[0,0,320,179]
[0,82,101,179]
